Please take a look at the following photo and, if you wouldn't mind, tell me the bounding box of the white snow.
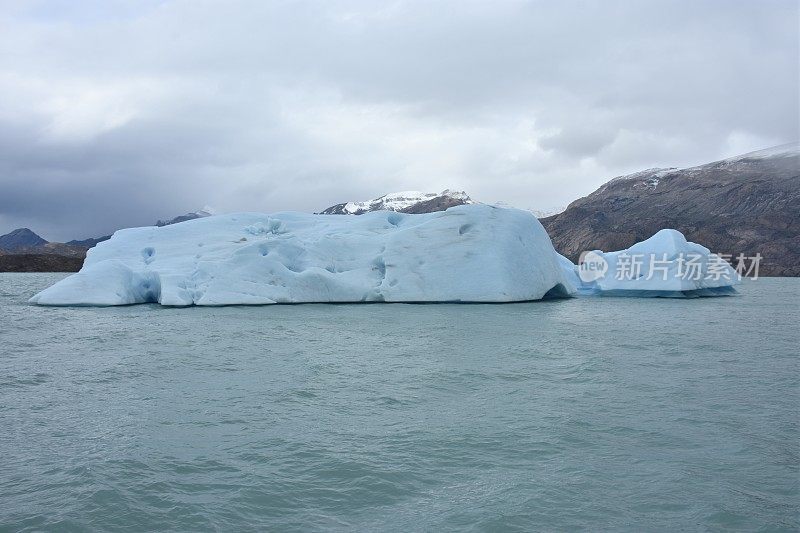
[607,168,677,184]
[340,189,473,214]
[528,207,566,218]
[622,168,671,180]
[566,229,740,297]
[597,168,677,194]
[644,177,660,189]
[31,205,574,306]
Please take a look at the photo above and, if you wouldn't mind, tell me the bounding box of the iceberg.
[30,206,740,307]
[30,205,576,306]
[565,229,740,297]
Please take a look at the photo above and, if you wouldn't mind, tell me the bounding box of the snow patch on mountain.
[600,168,677,193]
[320,189,473,215]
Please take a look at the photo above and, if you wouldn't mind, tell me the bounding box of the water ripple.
[0,274,797,531]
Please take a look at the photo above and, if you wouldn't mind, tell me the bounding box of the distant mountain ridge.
[0,228,47,250]
[156,209,213,227]
[319,190,473,215]
[65,236,110,249]
[57,210,215,250]
[541,143,800,276]
[2,145,799,275]
[0,210,214,271]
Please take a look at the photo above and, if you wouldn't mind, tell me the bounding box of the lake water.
[1,273,797,531]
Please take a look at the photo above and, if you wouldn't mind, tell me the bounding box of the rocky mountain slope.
[541,143,799,276]
[319,190,473,215]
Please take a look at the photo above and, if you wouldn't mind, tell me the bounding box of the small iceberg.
[563,229,740,297]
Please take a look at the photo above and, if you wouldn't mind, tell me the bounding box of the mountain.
[319,190,473,215]
[0,228,47,251]
[4,147,799,277]
[66,236,111,248]
[156,209,213,227]
[541,143,800,276]
[24,242,87,257]
[64,210,214,248]
[0,228,85,271]
[0,209,216,272]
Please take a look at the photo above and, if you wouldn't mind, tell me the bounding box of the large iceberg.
[563,229,740,297]
[30,206,740,306]
[31,205,576,306]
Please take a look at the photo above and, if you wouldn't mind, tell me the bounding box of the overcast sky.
[0,0,798,241]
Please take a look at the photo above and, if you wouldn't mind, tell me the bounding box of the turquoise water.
[1,274,797,531]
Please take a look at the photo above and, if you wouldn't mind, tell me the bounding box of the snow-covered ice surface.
[565,229,740,298]
[31,205,575,306]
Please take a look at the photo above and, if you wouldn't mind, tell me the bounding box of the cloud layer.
[1,0,797,240]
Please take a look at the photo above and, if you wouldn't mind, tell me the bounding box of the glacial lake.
[1,273,797,531]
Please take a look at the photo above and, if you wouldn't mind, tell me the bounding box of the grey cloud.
[539,127,617,159]
[0,0,797,240]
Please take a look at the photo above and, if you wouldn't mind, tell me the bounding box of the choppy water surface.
[1,274,797,531]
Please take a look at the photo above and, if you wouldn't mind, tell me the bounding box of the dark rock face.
[0,228,47,251]
[541,144,800,276]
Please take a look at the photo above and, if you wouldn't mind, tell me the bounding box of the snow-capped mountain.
[320,190,473,215]
[542,142,800,276]
[601,168,678,192]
